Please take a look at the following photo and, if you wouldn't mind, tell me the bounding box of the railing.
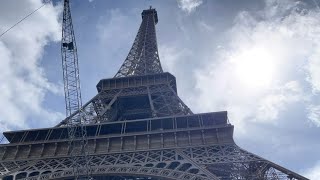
[97,72,176,92]
[3,112,230,144]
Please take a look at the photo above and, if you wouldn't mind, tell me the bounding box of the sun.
[232,47,275,89]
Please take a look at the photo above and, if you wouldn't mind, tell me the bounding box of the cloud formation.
[177,0,203,13]
[97,9,135,55]
[0,0,63,132]
[303,161,320,179]
[159,45,192,73]
[307,104,320,127]
[192,0,320,131]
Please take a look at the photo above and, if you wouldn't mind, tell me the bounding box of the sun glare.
[232,48,275,89]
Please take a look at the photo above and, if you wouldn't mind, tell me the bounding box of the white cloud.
[198,21,214,32]
[159,45,192,73]
[97,9,137,59]
[0,0,63,132]
[307,104,320,127]
[303,161,320,179]
[191,0,320,131]
[177,0,203,13]
[306,49,320,93]
[256,81,304,123]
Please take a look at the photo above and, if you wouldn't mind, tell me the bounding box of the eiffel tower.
[0,7,308,180]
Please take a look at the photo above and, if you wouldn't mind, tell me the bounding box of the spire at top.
[115,8,162,77]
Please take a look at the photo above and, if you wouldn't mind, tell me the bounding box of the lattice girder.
[115,8,162,77]
[55,72,192,125]
[2,149,218,180]
[1,110,307,180]
[0,144,306,180]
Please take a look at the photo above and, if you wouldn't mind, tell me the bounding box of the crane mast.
[61,0,91,179]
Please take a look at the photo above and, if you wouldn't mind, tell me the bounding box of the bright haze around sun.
[0,0,319,179]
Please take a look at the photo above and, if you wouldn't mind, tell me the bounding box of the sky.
[0,0,319,179]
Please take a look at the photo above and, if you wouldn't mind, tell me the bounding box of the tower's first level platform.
[1,111,232,161]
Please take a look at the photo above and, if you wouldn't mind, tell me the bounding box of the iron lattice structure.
[0,7,308,180]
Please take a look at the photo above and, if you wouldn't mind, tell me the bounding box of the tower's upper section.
[141,7,158,24]
[115,8,163,77]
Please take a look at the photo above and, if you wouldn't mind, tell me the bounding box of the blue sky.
[0,0,319,179]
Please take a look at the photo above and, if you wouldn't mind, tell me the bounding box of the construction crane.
[61,0,91,179]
